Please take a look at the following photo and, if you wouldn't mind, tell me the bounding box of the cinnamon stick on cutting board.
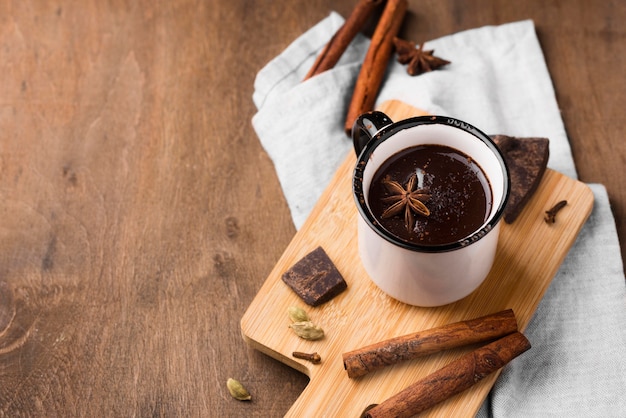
[304,0,384,80]
[344,0,407,134]
[365,332,531,418]
[343,309,518,378]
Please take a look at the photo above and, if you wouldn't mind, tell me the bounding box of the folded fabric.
[252,14,626,416]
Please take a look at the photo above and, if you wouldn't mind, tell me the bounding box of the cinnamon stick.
[365,332,531,418]
[344,0,407,134]
[304,0,383,81]
[343,309,518,378]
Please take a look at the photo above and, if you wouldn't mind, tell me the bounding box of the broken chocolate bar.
[492,135,550,223]
[282,246,347,306]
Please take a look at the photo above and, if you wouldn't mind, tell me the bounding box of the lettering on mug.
[459,225,491,246]
[447,118,474,131]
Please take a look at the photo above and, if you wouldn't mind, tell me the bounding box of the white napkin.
[252,14,626,416]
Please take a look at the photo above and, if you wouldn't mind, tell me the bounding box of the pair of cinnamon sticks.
[343,309,531,417]
[304,0,408,135]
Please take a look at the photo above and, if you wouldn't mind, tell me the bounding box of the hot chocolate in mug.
[352,112,510,306]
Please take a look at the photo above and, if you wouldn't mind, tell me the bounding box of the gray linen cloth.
[252,14,626,416]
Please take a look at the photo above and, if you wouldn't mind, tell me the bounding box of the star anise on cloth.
[393,37,451,76]
[381,173,431,232]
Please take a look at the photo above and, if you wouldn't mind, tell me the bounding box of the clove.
[544,200,567,224]
[292,351,322,364]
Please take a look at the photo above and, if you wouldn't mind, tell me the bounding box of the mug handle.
[351,111,394,155]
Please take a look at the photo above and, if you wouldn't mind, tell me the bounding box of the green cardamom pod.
[227,378,251,401]
[289,321,324,340]
[287,306,310,323]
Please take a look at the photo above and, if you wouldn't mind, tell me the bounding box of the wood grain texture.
[0,0,622,416]
[241,100,594,417]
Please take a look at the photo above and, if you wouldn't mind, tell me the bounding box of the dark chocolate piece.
[282,246,347,306]
[492,135,550,224]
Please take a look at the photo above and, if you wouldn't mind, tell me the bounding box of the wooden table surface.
[0,1,623,416]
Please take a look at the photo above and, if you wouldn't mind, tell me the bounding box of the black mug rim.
[353,115,511,253]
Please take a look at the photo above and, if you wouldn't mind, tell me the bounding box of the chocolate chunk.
[492,135,550,223]
[282,246,347,306]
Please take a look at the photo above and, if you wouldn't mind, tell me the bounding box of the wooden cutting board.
[241,100,594,417]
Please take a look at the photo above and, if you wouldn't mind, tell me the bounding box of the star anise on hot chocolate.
[393,37,451,76]
[381,173,430,232]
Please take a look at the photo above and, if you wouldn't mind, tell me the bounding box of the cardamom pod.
[227,378,251,401]
[289,321,324,340]
[287,306,310,323]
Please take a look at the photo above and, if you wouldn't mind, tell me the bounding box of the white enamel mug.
[352,112,510,307]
